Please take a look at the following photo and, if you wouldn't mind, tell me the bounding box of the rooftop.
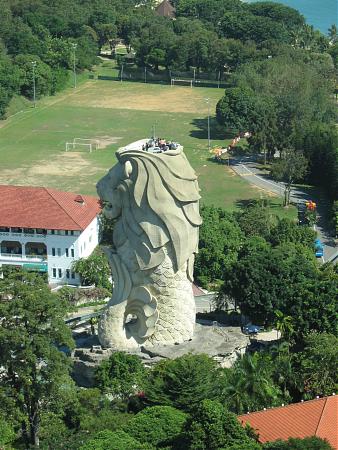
[238,396,338,449]
[155,0,175,18]
[0,185,101,231]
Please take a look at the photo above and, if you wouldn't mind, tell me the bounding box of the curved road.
[230,156,337,263]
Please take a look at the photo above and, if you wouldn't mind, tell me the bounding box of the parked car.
[243,325,264,335]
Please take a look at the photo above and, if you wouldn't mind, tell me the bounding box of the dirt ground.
[66,82,219,114]
[0,152,102,189]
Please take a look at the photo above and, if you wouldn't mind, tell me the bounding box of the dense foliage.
[216,48,337,201]
[183,399,260,449]
[95,351,146,401]
[0,269,335,449]
[263,436,334,450]
[125,406,187,447]
[72,247,111,289]
[0,270,74,447]
[144,354,221,412]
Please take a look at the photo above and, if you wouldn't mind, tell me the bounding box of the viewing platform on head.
[120,137,182,154]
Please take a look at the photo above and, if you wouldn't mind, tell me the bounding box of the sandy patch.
[67,85,219,114]
[0,152,101,188]
[96,136,122,149]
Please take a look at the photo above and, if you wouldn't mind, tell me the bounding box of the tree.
[263,436,334,450]
[59,387,132,442]
[296,333,338,397]
[275,310,294,341]
[219,240,318,326]
[247,2,304,29]
[299,123,338,200]
[236,203,275,240]
[95,352,146,401]
[184,399,259,449]
[125,406,187,447]
[223,353,284,414]
[15,54,53,99]
[216,86,256,133]
[194,206,244,287]
[72,248,111,289]
[0,417,15,449]
[144,354,221,412]
[270,151,308,205]
[0,47,20,118]
[270,218,316,249]
[328,24,337,44]
[79,429,150,450]
[96,23,118,52]
[232,56,335,160]
[0,270,74,447]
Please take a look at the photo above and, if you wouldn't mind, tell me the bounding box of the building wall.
[0,216,100,285]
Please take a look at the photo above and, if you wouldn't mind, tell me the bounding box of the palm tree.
[299,24,315,50]
[275,310,294,342]
[225,353,282,413]
[328,24,337,44]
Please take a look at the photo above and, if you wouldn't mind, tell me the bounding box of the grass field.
[0,76,294,215]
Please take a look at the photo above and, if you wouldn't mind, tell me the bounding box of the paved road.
[230,156,337,263]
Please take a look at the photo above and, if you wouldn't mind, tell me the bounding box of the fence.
[95,66,230,88]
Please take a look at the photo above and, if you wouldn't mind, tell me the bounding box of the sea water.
[244,0,337,34]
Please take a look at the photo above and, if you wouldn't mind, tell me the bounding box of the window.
[57,248,61,257]
[52,248,56,256]
[58,269,62,278]
[71,249,75,257]
[52,268,56,278]
[70,230,74,236]
[11,227,22,233]
[51,230,55,235]
[0,227,10,232]
[66,269,70,279]
[36,228,46,235]
[71,272,75,279]
[83,242,86,250]
[89,235,92,243]
[23,228,35,234]
[65,230,69,236]
[65,248,69,257]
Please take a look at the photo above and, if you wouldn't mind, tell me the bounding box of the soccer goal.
[73,138,100,149]
[171,78,194,88]
[65,138,100,153]
[66,142,93,152]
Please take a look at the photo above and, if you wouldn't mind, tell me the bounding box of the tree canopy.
[0,270,74,447]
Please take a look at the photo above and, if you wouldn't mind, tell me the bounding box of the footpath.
[230,156,337,263]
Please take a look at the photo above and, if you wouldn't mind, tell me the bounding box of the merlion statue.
[97,146,201,349]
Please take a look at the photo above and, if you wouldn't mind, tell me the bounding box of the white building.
[0,185,101,285]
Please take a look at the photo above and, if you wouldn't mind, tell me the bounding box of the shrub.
[79,430,151,450]
[125,406,187,447]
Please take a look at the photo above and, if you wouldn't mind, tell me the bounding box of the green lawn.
[0,77,295,216]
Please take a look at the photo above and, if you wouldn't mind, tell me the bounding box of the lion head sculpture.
[97,146,202,349]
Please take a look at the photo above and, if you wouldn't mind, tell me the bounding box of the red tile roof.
[192,283,206,297]
[238,396,338,449]
[0,185,101,231]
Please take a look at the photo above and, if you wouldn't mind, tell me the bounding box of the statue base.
[71,322,249,387]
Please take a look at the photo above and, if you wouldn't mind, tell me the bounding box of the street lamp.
[31,61,37,108]
[71,43,77,88]
[205,98,211,152]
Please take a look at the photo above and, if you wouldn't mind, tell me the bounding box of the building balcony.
[0,253,47,262]
[0,253,48,272]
